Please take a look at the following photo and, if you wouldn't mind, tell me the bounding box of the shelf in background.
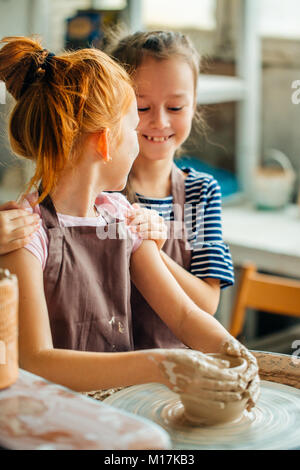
[197,75,247,105]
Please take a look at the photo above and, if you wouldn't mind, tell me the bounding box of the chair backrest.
[229,263,300,338]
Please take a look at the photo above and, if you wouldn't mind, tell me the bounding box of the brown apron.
[39,192,135,353]
[131,164,192,350]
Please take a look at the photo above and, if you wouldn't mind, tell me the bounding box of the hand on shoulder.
[0,200,40,255]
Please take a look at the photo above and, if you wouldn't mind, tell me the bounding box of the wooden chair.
[229,263,300,338]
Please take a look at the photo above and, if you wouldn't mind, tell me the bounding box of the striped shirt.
[135,166,234,289]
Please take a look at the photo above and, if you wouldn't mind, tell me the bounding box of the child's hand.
[220,337,260,410]
[125,203,168,250]
[150,346,260,414]
[0,201,41,255]
[151,349,246,404]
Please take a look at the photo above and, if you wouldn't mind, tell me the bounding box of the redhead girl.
[0,37,258,400]
[0,31,235,352]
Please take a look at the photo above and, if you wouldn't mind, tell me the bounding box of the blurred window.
[260,0,300,38]
[142,0,216,30]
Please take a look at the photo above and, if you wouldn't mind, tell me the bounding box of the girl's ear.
[96,128,111,163]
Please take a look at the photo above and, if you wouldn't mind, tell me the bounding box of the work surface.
[0,369,171,450]
[0,352,299,450]
[105,381,300,450]
[222,203,300,277]
[104,352,300,450]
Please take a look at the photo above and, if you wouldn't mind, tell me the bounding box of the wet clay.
[160,392,254,429]
[181,355,249,425]
[104,381,300,450]
[0,370,171,450]
[157,344,260,426]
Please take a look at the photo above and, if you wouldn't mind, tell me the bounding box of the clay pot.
[181,354,248,426]
[252,149,296,210]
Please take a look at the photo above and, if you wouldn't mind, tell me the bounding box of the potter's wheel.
[104,381,300,450]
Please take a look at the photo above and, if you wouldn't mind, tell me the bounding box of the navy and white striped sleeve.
[188,176,234,289]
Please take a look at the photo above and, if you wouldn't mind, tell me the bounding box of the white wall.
[262,66,300,178]
[0,0,31,37]
[0,0,90,51]
[48,0,90,51]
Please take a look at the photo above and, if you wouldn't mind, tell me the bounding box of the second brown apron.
[131,164,192,349]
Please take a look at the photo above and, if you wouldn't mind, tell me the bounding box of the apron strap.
[38,184,61,229]
[171,163,186,221]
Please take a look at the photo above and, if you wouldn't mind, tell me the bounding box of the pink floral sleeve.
[21,196,49,269]
[95,192,143,253]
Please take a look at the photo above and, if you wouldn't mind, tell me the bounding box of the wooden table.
[253,350,300,389]
[0,369,171,450]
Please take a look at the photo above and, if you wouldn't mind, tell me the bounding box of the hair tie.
[40,50,56,73]
[142,36,161,52]
[20,49,56,98]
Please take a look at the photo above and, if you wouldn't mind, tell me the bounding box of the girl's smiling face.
[134,56,195,162]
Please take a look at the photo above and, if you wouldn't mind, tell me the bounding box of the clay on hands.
[220,336,260,411]
[150,345,260,425]
[152,350,244,405]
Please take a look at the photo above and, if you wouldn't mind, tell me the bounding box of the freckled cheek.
[172,122,189,143]
[176,115,193,142]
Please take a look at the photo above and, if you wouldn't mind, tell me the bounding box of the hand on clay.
[125,203,168,251]
[152,349,249,410]
[0,201,40,255]
[220,336,260,411]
